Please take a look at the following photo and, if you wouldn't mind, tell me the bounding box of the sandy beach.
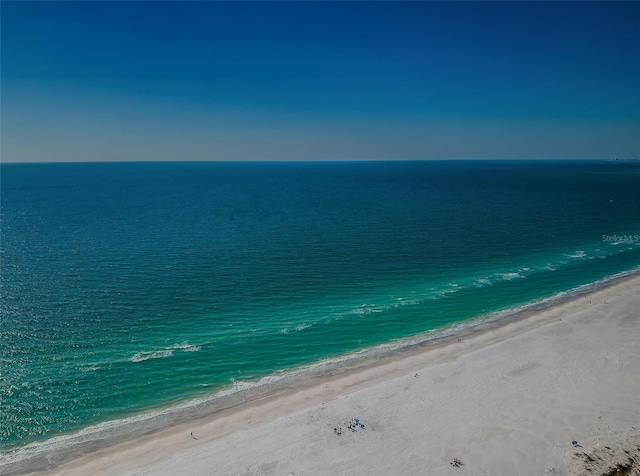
[31,274,640,475]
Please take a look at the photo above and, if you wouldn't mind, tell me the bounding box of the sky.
[2,1,639,162]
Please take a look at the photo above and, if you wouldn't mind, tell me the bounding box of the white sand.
[44,275,640,476]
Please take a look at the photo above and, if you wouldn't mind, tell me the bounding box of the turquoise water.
[1,160,639,469]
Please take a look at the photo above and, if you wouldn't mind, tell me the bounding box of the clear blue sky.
[2,1,639,162]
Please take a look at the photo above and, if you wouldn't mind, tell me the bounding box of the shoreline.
[6,269,640,475]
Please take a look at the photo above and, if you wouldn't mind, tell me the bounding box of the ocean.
[1,160,639,471]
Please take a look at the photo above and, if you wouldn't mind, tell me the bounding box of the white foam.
[4,370,294,469]
[211,373,303,399]
[173,343,200,352]
[280,323,312,334]
[7,268,640,475]
[475,277,493,287]
[433,287,460,298]
[130,342,200,362]
[345,303,384,316]
[131,350,173,362]
[393,298,420,307]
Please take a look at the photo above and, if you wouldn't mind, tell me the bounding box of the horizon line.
[1,157,625,166]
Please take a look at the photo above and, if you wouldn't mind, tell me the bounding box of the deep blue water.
[1,160,639,467]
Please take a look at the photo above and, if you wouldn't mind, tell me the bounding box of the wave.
[353,266,640,356]
[131,349,173,362]
[346,303,384,316]
[277,242,639,334]
[79,366,100,372]
[475,278,493,287]
[130,342,201,363]
[162,267,640,397]
[284,241,635,329]
[280,323,312,334]
[497,272,526,281]
[174,343,200,352]
[3,267,639,475]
